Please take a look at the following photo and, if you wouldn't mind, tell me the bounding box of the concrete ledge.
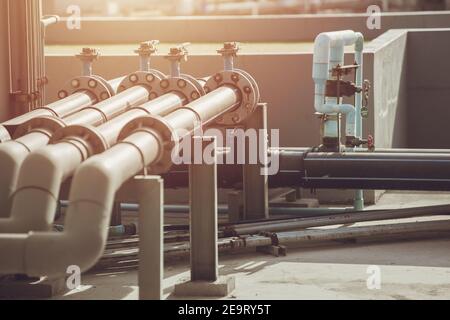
[45,12,450,44]
[174,276,235,298]
[0,276,67,299]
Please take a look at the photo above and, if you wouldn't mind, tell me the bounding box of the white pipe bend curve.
[312,30,362,138]
[0,142,31,218]
[0,143,86,233]
[0,157,119,277]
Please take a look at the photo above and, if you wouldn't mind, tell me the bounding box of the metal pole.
[189,137,218,282]
[243,103,269,221]
[137,176,164,300]
[229,204,450,235]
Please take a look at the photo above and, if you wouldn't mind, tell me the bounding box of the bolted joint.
[50,125,108,156]
[13,116,66,140]
[118,116,178,174]
[205,69,260,126]
[58,76,113,102]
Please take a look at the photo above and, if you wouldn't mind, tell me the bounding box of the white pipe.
[0,132,161,277]
[0,126,11,143]
[354,32,364,140]
[0,126,85,219]
[0,93,184,233]
[0,79,130,218]
[312,30,361,139]
[0,79,243,277]
[354,32,365,211]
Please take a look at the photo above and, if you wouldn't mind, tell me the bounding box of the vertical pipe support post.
[175,136,234,297]
[137,175,164,300]
[243,103,269,221]
[189,136,219,282]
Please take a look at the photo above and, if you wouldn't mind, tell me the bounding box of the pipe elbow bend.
[70,158,119,204]
[355,32,364,52]
[0,142,30,165]
[0,126,11,143]
[24,231,106,278]
[313,34,331,63]
[14,148,67,195]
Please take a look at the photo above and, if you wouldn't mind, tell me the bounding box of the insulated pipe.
[0,77,247,277]
[313,30,362,139]
[0,91,95,142]
[0,76,125,141]
[98,93,185,146]
[227,220,450,249]
[0,85,151,220]
[62,86,150,127]
[0,91,96,218]
[165,86,239,134]
[161,148,450,190]
[353,32,365,211]
[224,204,450,236]
[0,92,185,233]
[271,151,450,191]
[312,31,364,211]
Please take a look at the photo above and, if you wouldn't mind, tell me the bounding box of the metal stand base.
[243,103,269,221]
[116,175,164,300]
[174,136,235,297]
[174,276,235,298]
[0,276,67,299]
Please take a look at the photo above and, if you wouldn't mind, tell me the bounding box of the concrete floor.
[56,191,450,300]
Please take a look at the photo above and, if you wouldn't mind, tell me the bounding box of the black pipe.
[301,152,450,190]
[163,150,450,191]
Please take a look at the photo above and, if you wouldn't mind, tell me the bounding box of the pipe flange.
[153,76,205,103]
[180,74,207,97]
[118,116,178,174]
[117,70,165,94]
[205,70,260,126]
[50,125,108,155]
[91,75,116,96]
[13,116,66,139]
[234,68,261,104]
[58,76,113,102]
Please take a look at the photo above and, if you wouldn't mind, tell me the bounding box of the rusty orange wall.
[0,1,11,122]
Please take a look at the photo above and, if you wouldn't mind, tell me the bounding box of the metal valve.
[361,80,371,119]
[346,134,375,151]
[166,43,190,62]
[76,48,100,77]
[135,40,159,56]
[217,42,240,71]
[165,43,190,77]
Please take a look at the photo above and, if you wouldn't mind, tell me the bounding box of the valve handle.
[367,134,375,151]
